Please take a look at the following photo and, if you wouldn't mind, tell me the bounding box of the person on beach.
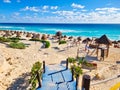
[85,43,90,54]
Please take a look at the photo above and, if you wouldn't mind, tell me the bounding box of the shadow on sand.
[85,55,98,61]
[7,72,30,90]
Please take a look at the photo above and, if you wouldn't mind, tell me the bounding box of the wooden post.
[71,67,74,81]
[43,61,45,73]
[37,71,42,88]
[106,45,109,57]
[96,44,99,57]
[66,59,68,70]
[76,74,79,90]
[82,75,91,90]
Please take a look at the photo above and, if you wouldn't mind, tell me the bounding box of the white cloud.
[43,5,49,10]
[21,6,39,12]
[95,7,120,13]
[51,6,58,10]
[81,10,87,12]
[14,12,20,16]
[52,7,120,23]
[71,3,85,9]
[53,10,77,16]
[3,0,11,3]
[1,5,120,23]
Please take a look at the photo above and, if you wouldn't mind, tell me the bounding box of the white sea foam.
[0,26,25,30]
[42,28,99,33]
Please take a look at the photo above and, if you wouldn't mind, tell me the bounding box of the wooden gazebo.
[96,35,112,60]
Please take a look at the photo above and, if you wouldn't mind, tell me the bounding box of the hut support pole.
[96,44,99,57]
[66,59,68,70]
[107,45,109,57]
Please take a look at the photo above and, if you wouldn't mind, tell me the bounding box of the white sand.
[0,33,120,90]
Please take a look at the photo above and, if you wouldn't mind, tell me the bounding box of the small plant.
[8,37,20,43]
[9,42,26,49]
[67,57,76,65]
[44,41,50,48]
[0,37,10,42]
[78,57,85,65]
[73,65,83,77]
[29,62,42,90]
[40,40,50,48]
[59,40,66,45]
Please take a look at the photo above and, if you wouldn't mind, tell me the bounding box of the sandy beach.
[0,30,120,90]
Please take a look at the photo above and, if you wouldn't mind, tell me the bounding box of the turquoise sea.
[0,23,120,40]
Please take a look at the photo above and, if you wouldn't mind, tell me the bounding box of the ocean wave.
[0,26,25,30]
[42,28,99,33]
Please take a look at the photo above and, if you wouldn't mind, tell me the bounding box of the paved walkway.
[37,64,76,90]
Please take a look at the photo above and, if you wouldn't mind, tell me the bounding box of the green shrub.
[73,65,83,77]
[67,57,76,64]
[9,42,26,49]
[29,38,41,41]
[59,40,67,45]
[29,61,42,90]
[8,37,20,43]
[0,37,10,42]
[44,41,50,48]
[40,40,50,48]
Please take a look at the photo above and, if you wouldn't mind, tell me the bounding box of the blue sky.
[0,0,120,23]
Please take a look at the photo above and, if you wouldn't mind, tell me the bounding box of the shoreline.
[0,29,119,41]
[0,23,120,40]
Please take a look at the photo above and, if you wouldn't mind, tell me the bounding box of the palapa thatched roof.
[56,31,62,36]
[82,37,91,43]
[96,34,112,45]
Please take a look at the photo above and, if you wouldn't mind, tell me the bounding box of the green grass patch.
[29,61,42,90]
[59,40,67,45]
[41,40,50,48]
[8,37,20,43]
[9,42,26,49]
[0,37,11,42]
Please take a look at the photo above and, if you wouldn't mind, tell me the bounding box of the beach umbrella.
[94,38,99,42]
[68,36,73,41]
[86,38,91,41]
[26,33,32,37]
[63,35,67,40]
[16,31,21,37]
[96,35,112,45]
[36,34,40,39]
[56,31,62,37]
[41,34,47,40]
[47,34,50,38]
[77,36,81,41]
[56,31,62,41]
[82,38,91,43]
[112,41,118,44]
[10,31,15,35]
[64,35,67,38]
[118,40,120,43]
[32,33,37,39]
[3,30,11,37]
